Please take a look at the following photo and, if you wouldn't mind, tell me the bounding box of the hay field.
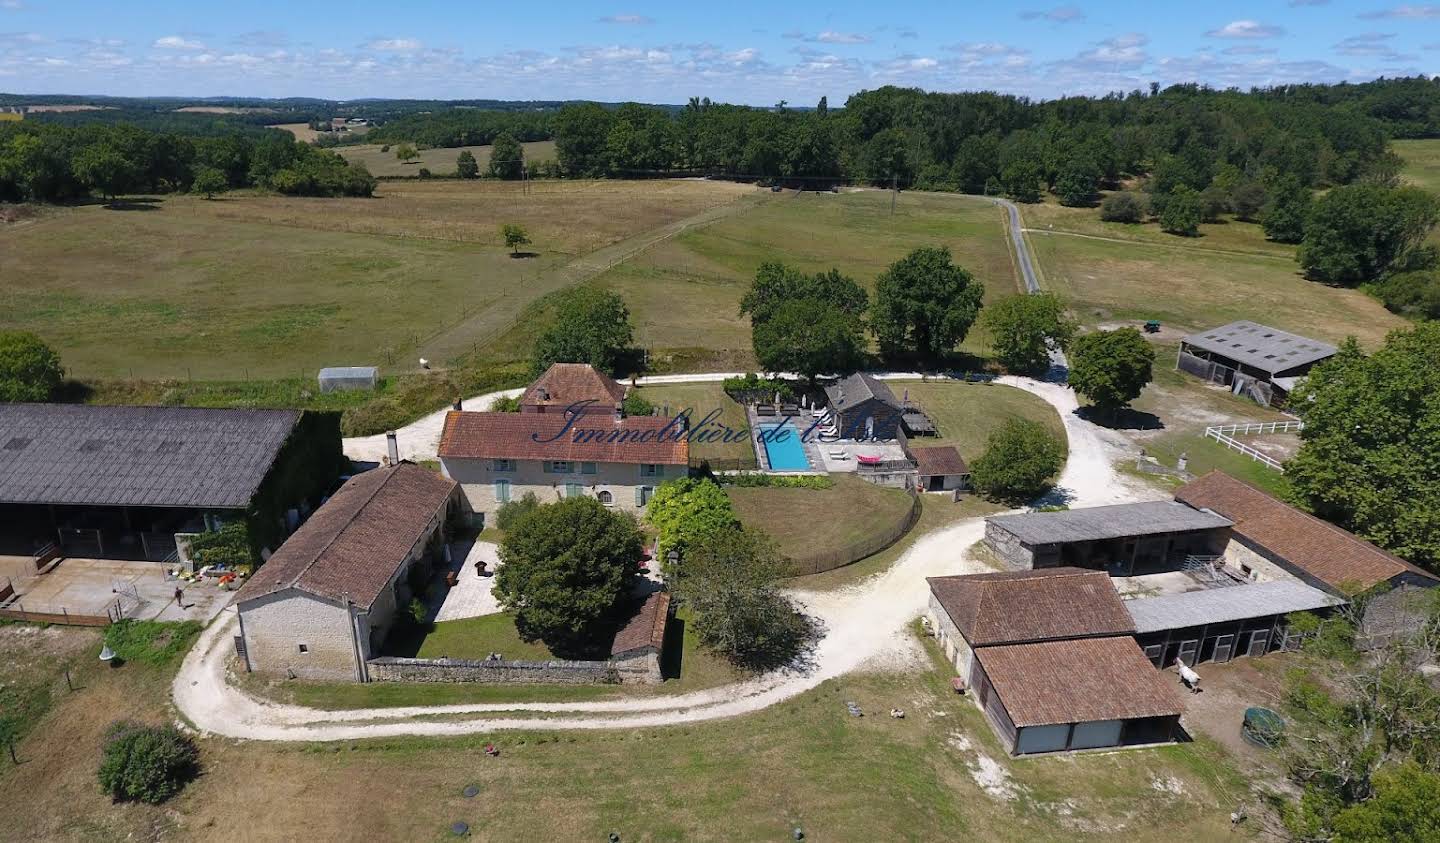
[0,180,752,379]
[338,140,557,177]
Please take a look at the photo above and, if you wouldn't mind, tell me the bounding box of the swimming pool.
[759,421,811,471]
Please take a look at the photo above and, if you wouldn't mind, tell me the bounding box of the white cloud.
[0,1,25,10]
[363,37,423,52]
[598,14,654,25]
[1207,20,1285,39]
[1360,5,1440,19]
[1075,32,1150,67]
[812,31,872,45]
[1020,5,1085,23]
[153,35,205,51]
[1334,32,1414,60]
[1223,45,1278,56]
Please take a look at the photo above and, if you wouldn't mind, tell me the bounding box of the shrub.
[185,521,254,570]
[715,473,833,489]
[1100,191,1146,223]
[970,418,1065,502]
[1372,270,1440,319]
[489,394,521,412]
[0,330,64,402]
[97,721,199,804]
[644,477,740,570]
[495,492,542,531]
[1159,185,1203,236]
[621,392,654,417]
[721,373,794,404]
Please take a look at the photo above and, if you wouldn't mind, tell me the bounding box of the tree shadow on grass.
[507,251,539,259]
[102,200,161,212]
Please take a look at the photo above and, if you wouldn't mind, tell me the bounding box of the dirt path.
[176,374,1154,741]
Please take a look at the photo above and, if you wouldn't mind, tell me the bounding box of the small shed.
[318,366,379,393]
[1177,321,1336,406]
[911,445,969,492]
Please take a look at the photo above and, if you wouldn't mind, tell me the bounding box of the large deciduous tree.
[530,287,633,375]
[981,292,1076,375]
[1158,185,1203,236]
[740,262,868,379]
[969,418,1065,502]
[1262,175,1312,243]
[644,477,739,571]
[871,247,984,361]
[671,525,815,671]
[0,330,63,402]
[495,496,643,653]
[455,149,480,179]
[1298,184,1440,285]
[1066,327,1155,421]
[488,132,524,179]
[1287,324,1440,570]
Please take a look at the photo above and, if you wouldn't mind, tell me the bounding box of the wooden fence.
[786,489,922,577]
[1202,420,1305,472]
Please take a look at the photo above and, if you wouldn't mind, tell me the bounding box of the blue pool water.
[760,422,811,470]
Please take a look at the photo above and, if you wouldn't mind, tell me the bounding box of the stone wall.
[441,456,675,523]
[367,652,661,685]
[984,521,1034,570]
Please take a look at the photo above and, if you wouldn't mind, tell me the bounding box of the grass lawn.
[0,621,1251,841]
[1395,138,1440,194]
[727,473,916,572]
[338,140,557,178]
[0,180,751,379]
[605,189,1023,368]
[1025,216,1404,348]
[1019,196,1295,260]
[893,380,1069,464]
[629,381,756,468]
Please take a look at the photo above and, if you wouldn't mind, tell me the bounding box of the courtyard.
[0,557,234,623]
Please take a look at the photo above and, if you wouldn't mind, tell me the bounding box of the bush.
[489,394,521,412]
[1159,185,1203,236]
[185,521,254,570]
[644,478,740,570]
[714,473,834,489]
[97,721,199,804]
[621,392,653,417]
[495,492,542,531]
[0,330,64,402]
[1372,270,1440,319]
[721,373,795,404]
[1100,191,1146,223]
[970,418,1065,502]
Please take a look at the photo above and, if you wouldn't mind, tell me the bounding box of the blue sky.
[3,1,1440,104]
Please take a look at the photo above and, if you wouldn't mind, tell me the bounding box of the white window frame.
[492,458,516,472]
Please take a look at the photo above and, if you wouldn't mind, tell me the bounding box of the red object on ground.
[856,454,882,465]
[950,677,967,694]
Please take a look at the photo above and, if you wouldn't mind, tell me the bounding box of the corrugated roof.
[521,363,626,412]
[1181,320,1337,375]
[439,411,689,465]
[824,373,901,413]
[975,637,1185,727]
[912,445,968,476]
[1175,471,1437,593]
[987,501,1232,545]
[0,404,301,509]
[928,568,1135,646]
[235,463,457,610]
[1125,580,1344,634]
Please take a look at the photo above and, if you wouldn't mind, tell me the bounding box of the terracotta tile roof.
[911,445,968,476]
[235,463,457,610]
[521,363,626,412]
[438,411,689,465]
[928,568,1135,646]
[610,590,670,657]
[1175,471,1437,593]
[975,637,1185,727]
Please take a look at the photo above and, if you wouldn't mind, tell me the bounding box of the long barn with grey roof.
[0,404,343,563]
[984,501,1232,575]
[1177,320,1337,407]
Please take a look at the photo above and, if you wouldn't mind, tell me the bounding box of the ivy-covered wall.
[246,410,346,555]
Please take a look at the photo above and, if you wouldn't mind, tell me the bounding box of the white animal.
[1175,658,1201,692]
[419,358,430,369]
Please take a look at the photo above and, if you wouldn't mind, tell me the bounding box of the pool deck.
[745,406,827,473]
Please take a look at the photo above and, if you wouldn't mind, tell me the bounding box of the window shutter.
[495,480,510,503]
[635,486,645,506]
[582,461,597,475]
[541,461,552,474]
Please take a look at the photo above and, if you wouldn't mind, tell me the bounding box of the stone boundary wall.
[367,652,660,685]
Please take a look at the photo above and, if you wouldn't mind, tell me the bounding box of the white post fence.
[1202,421,1305,472]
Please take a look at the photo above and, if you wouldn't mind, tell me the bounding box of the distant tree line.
[0,122,376,202]
[365,109,552,148]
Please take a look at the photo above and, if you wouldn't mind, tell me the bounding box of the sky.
[3,1,1440,104]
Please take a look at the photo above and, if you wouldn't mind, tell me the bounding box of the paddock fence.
[785,488,922,577]
[1202,421,1305,472]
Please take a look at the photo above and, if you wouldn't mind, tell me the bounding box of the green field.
[1394,138,1440,194]
[895,379,1069,464]
[1021,202,1404,348]
[599,189,1022,368]
[728,473,916,567]
[338,140,557,177]
[0,180,750,379]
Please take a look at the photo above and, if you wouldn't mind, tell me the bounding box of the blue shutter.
[495,479,511,503]
[635,486,645,506]
[582,462,597,475]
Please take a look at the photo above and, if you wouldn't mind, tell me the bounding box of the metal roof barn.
[987,501,1233,546]
[1180,321,1336,376]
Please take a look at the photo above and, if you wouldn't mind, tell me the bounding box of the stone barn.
[983,501,1233,574]
[927,568,1183,754]
[235,463,460,682]
[824,373,903,440]
[521,363,627,415]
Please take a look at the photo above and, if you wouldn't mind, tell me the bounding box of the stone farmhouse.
[521,362,628,415]
[438,409,688,526]
[234,462,460,682]
[823,373,904,440]
[927,568,1184,755]
[1177,320,1336,407]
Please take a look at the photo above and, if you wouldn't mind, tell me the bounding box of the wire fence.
[786,489,922,577]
